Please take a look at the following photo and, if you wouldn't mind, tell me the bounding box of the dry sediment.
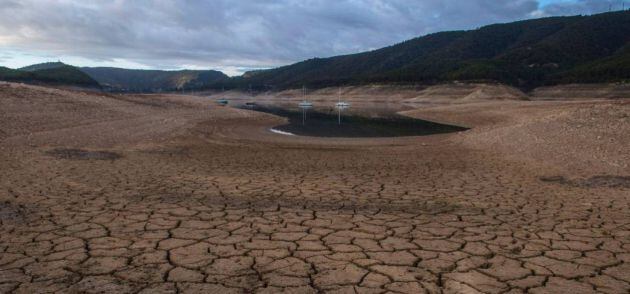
[0,82,629,293]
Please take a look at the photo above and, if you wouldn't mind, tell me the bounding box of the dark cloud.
[0,0,623,74]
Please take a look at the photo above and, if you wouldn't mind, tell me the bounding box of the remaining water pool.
[242,104,468,138]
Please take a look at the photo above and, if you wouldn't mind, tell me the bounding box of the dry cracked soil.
[0,82,629,293]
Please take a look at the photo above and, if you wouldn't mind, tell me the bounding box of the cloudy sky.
[0,0,627,75]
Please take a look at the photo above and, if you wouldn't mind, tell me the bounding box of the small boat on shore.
[216,98,229,105]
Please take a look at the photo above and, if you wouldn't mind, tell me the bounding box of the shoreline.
[0,82,628,293]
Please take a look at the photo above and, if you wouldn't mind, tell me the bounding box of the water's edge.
[242,105,468,138]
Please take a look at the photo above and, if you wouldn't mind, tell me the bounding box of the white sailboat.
[298,86,312,125]
[335,87,349,125]
[298,86,313,108]
[335,87,349,108]
[298,101,313,108]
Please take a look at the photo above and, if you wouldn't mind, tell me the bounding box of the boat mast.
[338,87,341,125]
[303,85,306,125]
[338,87,341,103]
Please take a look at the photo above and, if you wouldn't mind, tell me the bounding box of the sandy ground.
[0,82,629,293]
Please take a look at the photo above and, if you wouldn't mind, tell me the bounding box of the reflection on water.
[238,103,468,138]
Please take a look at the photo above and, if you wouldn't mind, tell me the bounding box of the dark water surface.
[241,104,468,138]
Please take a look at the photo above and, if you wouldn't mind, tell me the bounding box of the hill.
[4,11,628,92]
[19,62,67,72]
[0,67,32,80]
[227,10,630,90]
[0,63,99,88]
[80,67,228,92]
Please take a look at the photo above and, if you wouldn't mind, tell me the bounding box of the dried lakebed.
[2,84,629,294]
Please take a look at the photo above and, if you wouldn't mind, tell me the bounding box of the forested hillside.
[0,62,99,87]
[226,11,630,90]
[80,67,228,92]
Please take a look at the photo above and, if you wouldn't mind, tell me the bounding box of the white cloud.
[0,0,621,75]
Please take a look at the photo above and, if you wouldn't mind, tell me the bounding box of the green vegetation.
[2,11,628,91]
[554,47,630,83]
[0,63,99,87]
[32,65,100,86]
[0,67,32,80]
[225,10,630,90]
[19,61,67,72]
[79,67,228,92]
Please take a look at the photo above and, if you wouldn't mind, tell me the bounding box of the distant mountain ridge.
[20,61,68,72]
[2,10,629,92]
[79,67,228,92]
[229,10,630,90]
[0,62,228,92]
[0,62,99,87]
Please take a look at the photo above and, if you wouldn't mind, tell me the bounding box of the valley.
[0,82,628,293]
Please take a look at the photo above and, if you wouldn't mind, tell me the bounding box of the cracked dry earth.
[1,85,630,293]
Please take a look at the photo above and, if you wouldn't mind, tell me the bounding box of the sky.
[0,0,627,76]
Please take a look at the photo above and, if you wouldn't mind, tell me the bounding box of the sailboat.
[298,100,313,108]
[335,87,349,125]
[297,86,312,125]
[335,87,349,108]
[298,86,313,108]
